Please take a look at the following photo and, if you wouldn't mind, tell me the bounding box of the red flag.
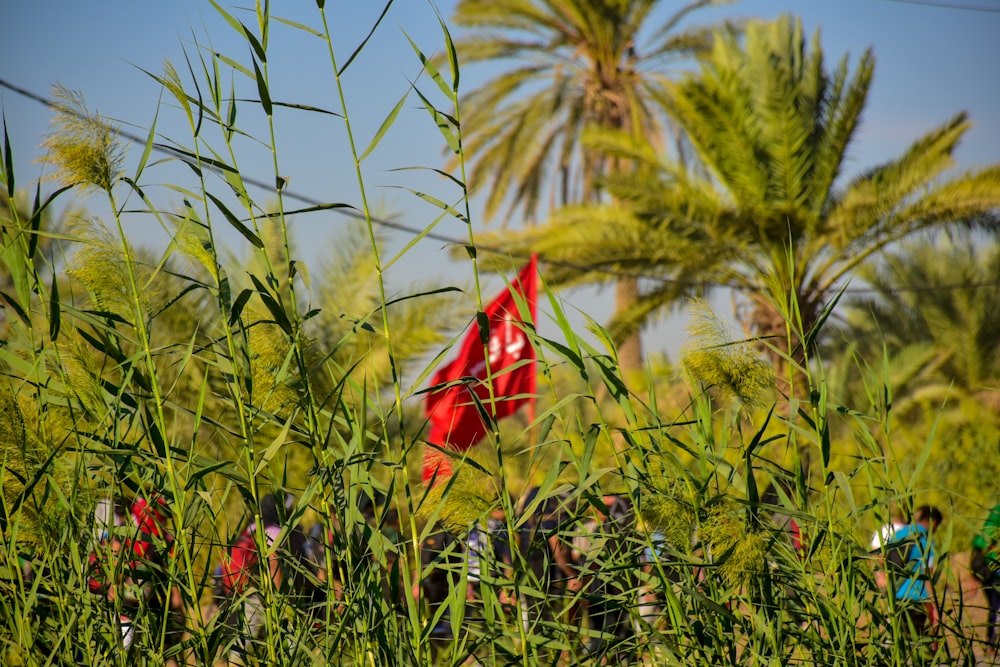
[423,255,538,484]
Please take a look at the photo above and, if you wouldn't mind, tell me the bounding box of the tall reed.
[0,3,993,666]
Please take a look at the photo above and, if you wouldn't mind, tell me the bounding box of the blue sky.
[2,0,999,362]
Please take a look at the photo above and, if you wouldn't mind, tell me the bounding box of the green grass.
[1,4,997,666]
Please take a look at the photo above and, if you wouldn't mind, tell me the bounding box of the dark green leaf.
[144,405,167,458]
[48,269,60,341]
[8,443,66,521]
[155,143,237,173]
[338,0,393,76]
[476,311,490,346]
[229,288,254,326]
[383,285,463,308]
[0,289,28,323]
[403,31,453,102]
[206,192,264,249]
[360,90,409,162]
[389,164,465,190]
[134,105,160,182]
[226,81,237,140]
[252,58,272,116]
[150,282,203,320]
[249,274,292,335]
[398,187,467,223]
[269,101,341,117]
[412,86,460,153]
[100,378,139,410]
[183,48,205,139]
[2,112,13,197]
[27,184,72,261]
[257,202,355,218]
[27,184,42,259]
[241,25,267,64]
[185,459,236,490]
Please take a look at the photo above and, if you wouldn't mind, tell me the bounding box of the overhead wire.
[875,0,1000,14]
[1,77,997,298]
[0,76,731,292]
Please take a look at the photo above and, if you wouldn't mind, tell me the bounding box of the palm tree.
[303,217,471,416]
[825,233,1000,417]
[227,215,471,465]
[821,234,1000,515]
[474,16,1000,395]
[452,0,736,376]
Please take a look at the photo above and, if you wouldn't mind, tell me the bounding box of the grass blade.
[206,192,265,249]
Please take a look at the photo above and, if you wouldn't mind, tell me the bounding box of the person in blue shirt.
[888,505,943,635]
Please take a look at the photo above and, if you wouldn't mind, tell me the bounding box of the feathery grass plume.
[247,311,313,418]
[58,332,111,423]
[0,382,88,550]
[700,501,769,587]
[681,299,775,410]
[0,383,29,465]
[39,85,126,191]
[640,469,699,553]
[174,205,220,283]
[418,453,499,533]
[66,217,154,326]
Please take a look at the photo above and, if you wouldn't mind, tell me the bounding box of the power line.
[0,77,724,291]
[877,0,1000,13]
[2,77,997,299]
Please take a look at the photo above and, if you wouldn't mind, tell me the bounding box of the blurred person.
[129,494,184,663]
[87,496,138,648]
[466,505,507,603]
[871,505,909,590]
[885,505,944,642]
[87,494,182,655]
[414,529,464,639]
[571,494,638,660]
[514,488,579,628]
[217,492,318,663]
[761,480,803,555]
[970,504,1000,653]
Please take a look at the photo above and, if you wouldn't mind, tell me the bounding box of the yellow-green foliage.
[700,503,770,588]
[247,311,310,418]
[418,453,499,534]
[681,299,775,411]
[58,334,109,424]
[66,217,154,327]
[0,383,87,550]
[639,458,773,587]
[39,85,125,192]
[0,384,29,466]
[174,206,220,283]
[885,399,1000,546]
[640,472,699,554]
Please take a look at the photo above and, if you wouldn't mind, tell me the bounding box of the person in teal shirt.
[889,505,943,635]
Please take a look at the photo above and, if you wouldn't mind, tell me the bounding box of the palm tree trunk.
[615,275,643,381]
[746,293,817,482]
